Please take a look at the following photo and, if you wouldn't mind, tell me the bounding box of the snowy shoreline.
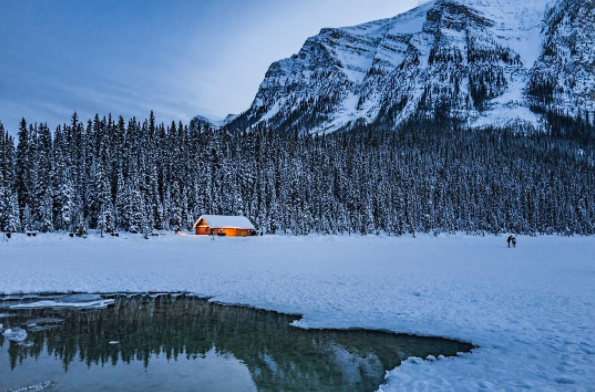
[1,291,476,349]
[1,233,594,391]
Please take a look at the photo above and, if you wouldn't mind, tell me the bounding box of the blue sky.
[0,0,421,133]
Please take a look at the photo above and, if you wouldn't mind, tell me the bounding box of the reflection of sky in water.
[0,294,472,392]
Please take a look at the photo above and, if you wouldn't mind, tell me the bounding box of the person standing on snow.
[507,235,517,248]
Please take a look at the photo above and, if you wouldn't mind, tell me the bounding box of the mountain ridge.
[226,0,594,133]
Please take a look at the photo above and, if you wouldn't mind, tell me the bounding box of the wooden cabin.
[192,215,256,237]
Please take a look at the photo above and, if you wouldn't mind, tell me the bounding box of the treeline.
[1,113,594,236]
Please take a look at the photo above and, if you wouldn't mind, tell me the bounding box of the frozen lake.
[2,233,594,389]
[0,293,472,392]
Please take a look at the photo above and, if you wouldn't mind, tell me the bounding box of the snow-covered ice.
[2,327,28,342]
[1,232,594,391]
[4,381,58,392]
[8,299,115,310]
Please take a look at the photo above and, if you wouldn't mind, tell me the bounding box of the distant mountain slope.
[193,114,238,129]
[529,0,595,118]
[228,0,595,133]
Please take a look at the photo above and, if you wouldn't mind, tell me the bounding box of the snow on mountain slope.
[459,0,555,128]
[229,0,595,133]
[193,114,238,129]
[529,0,595,119]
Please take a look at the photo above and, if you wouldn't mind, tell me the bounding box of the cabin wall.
[195,226,211,235]
[236,229,254,237]
[223,228,237,237]
[195,227,254,237]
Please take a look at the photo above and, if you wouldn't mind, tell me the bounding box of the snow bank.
[2,327,28,342]
[1,232,594,391]
[9,299,114,310]
[4,381,58,392]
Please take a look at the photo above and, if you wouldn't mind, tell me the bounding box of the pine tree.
[6,193,21,233]
[2,111,594,236]
[36,123,54,232]
[15,118,31,225]
[96,163,114,237]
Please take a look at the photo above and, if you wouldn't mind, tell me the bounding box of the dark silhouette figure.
[507,235,517,248]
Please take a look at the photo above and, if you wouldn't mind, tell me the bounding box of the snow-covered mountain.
[229,0,595,133]
[193,114,238,129]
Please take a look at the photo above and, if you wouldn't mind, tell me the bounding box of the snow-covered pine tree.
[95,161,114,237]
[15,118,32,226]
[36,123,54,232]
[2,111,594,236]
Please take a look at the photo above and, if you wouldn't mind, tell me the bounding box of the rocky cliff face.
[529,0,595,120]
[229,0,595,133]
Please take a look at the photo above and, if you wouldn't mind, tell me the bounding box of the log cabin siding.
[193,216,256,237]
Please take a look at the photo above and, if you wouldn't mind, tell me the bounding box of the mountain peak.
[227,0,593,133]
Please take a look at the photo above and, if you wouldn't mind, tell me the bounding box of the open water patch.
[0,293,473,392]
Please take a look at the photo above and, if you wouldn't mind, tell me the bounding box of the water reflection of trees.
[0,295,472,392]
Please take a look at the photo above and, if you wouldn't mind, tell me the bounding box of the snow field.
[1,233,594,391]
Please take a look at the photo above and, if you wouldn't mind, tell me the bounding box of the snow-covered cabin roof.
[193,215,256,230]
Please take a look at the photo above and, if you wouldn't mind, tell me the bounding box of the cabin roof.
[193,215,256,230]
